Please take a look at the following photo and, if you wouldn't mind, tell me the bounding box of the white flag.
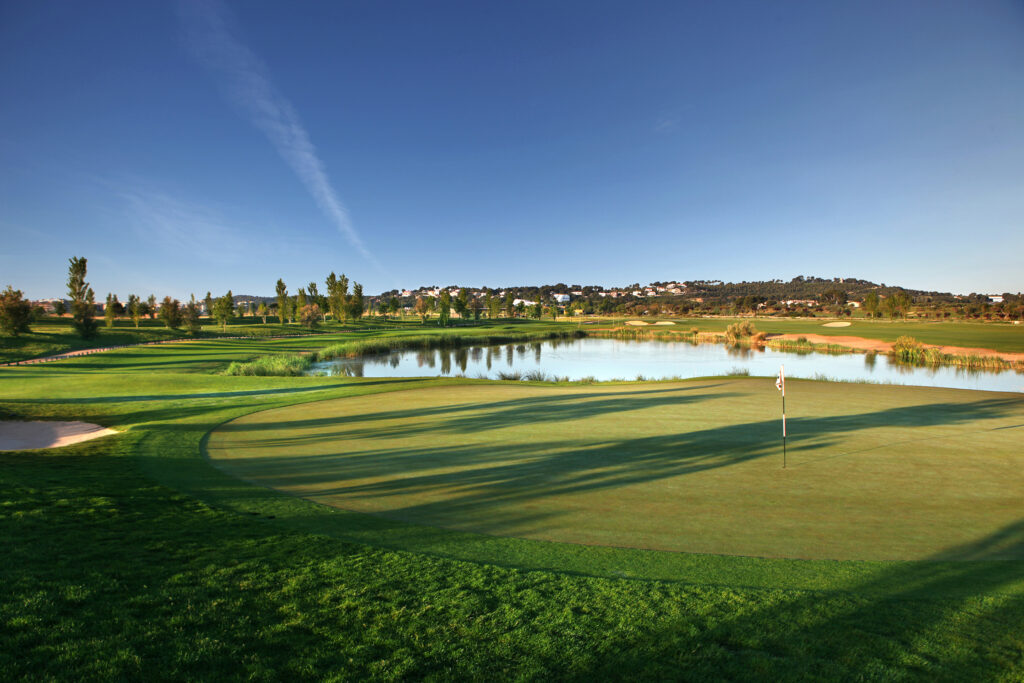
[776,366,785,394]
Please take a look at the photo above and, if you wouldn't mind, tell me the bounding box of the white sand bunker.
[653,321,676,325]
[823,322,852,327]
[0,421,118,451]
[626,320,649,326]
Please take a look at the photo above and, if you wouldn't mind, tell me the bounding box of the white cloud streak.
[178,0,381,269]
[119,187,244,261]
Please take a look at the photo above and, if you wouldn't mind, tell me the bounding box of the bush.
[0,286,32,337]
[725,321,757,340]
[224,354,312,376]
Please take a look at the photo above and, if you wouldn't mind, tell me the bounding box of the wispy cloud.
[178,0,381,269]
[653,115,679,133]
[118,187,245,261]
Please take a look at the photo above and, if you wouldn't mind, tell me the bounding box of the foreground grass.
[2,339,1023,679]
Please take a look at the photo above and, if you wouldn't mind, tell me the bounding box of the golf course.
[3,322,1023,679]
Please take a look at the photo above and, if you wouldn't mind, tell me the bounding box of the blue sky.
[2,0,1022,299]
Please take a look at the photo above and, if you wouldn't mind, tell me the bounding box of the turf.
[208,381,1024,562]
[2,337,1024,679]
[626,317,1024,352]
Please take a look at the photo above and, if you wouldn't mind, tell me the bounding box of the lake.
[306,338,1024,393]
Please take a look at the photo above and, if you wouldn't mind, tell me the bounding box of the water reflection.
[308,338,1023,393]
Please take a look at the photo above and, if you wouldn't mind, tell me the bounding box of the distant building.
[552,294,570,304]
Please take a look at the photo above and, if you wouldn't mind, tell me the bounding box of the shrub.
[0,285,32,337]
[224,354,312,376]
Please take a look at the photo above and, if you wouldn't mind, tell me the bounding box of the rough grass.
[1,336,1023,679]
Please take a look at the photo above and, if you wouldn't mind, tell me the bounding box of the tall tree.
[67,256,97,338]
[0,286,32,337]
[183,295,201,335]
[296,288,308,313]
[275,279,289,324]
[53,300,66,317]
[127,294,141,328]
[348,282,364,321]
[469,295,483,321]
[324,273,341,323]
[327,273,350,324]
[104,293,117,328]
[159,297,182,330]
[146,294,156,319]
[308,282,327,322]
[389,297,400,319]
[204,292,214,318]
[414,296,430,323]
[438,290,452,327]
[212,291,234,331]
[454,288,469,322]
[504,292,515,318]
[256,301,268,324]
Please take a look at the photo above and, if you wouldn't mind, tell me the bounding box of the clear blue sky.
[2,0,1022,299]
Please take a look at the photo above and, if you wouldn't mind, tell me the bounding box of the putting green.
[207,380,1024,561]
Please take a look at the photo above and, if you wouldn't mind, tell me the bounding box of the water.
[306,338,1024,393]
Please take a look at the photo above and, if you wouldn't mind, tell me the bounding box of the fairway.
[208,380,1024,561]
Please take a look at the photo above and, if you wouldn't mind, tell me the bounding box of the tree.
[0,286,32,336]
[438,290,452,326]
[183,295,201,335]
[486,292,501,319]
[389,297,400,320]
[104,293,121,328]
[505,292,515,318]
[212,290,234,331]
[469,294,483,321]
[257,301,268,324]
[531,301,543,319]
[127,294,141,328]
[329,273,350,324]
[862,291,880,318]
[325,273,340,322]
[454,288,469,322]
[300,303,320,329]
[159,297,182,329]
[67,256,98,339]
[296,288,308,314]
[275,279,289,324]
[414,296,430,323]
[516,301,526,317]
[53,300,66,317]
[204,292,214,319]
[348,282,364,321]
[308,282,328,322]
[146,294,156,319]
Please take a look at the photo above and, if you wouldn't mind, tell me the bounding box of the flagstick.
[781,365,786,469]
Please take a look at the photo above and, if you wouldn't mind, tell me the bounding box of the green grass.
[2,334,1024,679]
[207,381,1024,562]
[633,317,1024,352]
[7,316,1022,365]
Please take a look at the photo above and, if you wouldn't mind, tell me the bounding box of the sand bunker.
[625,321,649,326]
[822,322,852,328]
[653,321,676,325]
[0,421,118,451]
